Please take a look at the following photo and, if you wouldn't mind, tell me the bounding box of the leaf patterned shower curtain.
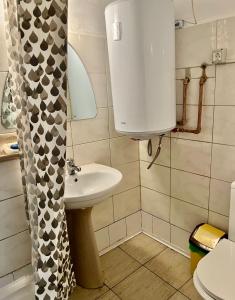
[3,0,76,299]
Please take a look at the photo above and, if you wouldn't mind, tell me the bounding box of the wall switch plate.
[212,49,227,64]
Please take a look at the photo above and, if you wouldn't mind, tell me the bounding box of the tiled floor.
[70,233,203,300]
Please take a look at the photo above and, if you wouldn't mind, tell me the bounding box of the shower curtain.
[3,0,76,299]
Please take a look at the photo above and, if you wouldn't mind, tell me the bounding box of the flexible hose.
[147,135,164,170]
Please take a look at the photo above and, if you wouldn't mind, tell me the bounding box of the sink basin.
[64,163,122,209]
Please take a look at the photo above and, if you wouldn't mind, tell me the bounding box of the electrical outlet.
[212,49,227,64]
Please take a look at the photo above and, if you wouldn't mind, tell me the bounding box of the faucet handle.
[67,158,75,166]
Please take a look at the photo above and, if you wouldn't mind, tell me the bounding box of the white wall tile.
[211,144,235,182]
[171,138,212,176]
[171,226,190,255]
[175,22,216,68]
[141,211,152,235]
[0,160,23,201]
[108,108,122,138]
[213,106,235,145]
[171,198,208,232]
[110,136,139,166]
[139,137,170,167]
[140,161,170,195]
[0,196,28,240]
[114,162,140,194]
[108,219,126,245]
[217,17,235,63]
[152,217,170,244]
[95,227,110,252]
[113,187,140,221]
[126,212,141,237]
[0,25,8,72]
[171,169,210,209]
[141,187,170,222]
[92,197,113,231]
[208,211,229,232]
[209,179,231,216]
[0,231,31,277]
[73,139,110,166]
[71,108,109,144]
[215,63,235,105]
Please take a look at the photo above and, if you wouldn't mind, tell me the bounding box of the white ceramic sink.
[64,164,122,209]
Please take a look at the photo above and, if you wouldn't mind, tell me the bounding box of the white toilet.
[193,182,235,300]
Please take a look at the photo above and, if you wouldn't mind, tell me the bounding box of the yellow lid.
[193,224,226,250]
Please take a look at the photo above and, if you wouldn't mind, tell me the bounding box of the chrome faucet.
[66,159,81,175]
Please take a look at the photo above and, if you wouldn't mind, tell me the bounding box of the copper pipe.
[177,76,190,126]
[172,64,208,134]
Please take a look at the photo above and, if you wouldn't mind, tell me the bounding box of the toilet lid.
[196,239,235,300]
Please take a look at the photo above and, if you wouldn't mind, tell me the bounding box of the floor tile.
[145,248,191,289]
[69,285,108,300]
[101,247,140,288]
[119,233,166,264]
[97,290,120,300]
[169,292,189,300]
[180,279,203,300]
[113,266,176,300]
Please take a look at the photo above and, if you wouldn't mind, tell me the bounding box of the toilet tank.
[105,0,176,140]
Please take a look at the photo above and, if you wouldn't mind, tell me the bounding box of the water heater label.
[112,22,121,41]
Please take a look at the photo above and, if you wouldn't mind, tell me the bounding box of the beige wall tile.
[176,66,215,80]
[139,137,170,167]
[13,264,33,280]
[171,169,210,209]
[0,231,31,277]
[171,138,211,176]
[208,211,229,232]
[152,217,171,244]
[0,196,28,240]
[66,121,72,147]
[175,22,216,68]
[114,162,140,194]
[108,219,126,245]
[126,212,141,236]
[0,72,7,111]
[211,143,235,182]
[0,160,23,201]
[213,106,235,145]
[71,108,109,144]
[92,197,113,231]
[110,136,139,166]
[176,78,215,106]
[142,211,153,235]
[66,146,74,160]
[171,226,191,255]
[210,179,231,216]
[172,105,214,142]
[0,274,13,288]
[140,161,170,195]
[73,139,110,166]
[113,187,140,221]
[215,63,235,105]
[141,187,170,221]
[95,227,110,252]
[171,198,208,232]
[0,25,8,72]
[217,17,235,63]
[89,73,108,108]
[69,33,106,73]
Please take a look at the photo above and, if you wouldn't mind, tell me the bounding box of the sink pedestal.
[66,207,103,289]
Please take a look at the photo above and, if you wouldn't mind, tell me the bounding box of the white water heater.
[105,0,176,140]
